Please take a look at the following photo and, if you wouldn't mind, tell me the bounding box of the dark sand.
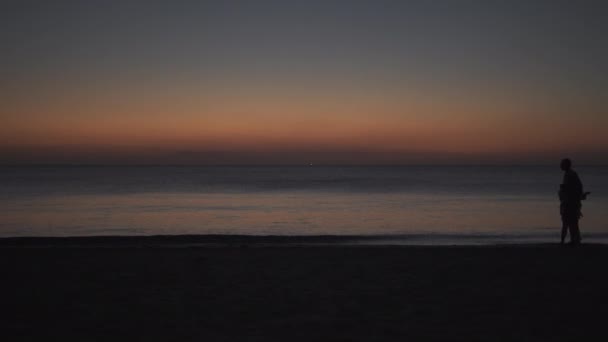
[2,237,608,341]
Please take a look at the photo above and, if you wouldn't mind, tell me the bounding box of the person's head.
[560,158,572,171]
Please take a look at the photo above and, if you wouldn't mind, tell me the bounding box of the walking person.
[558,158,589,245]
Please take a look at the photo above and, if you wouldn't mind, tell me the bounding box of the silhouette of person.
[558,158,589,245]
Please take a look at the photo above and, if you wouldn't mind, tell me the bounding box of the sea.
[1,165,607,244]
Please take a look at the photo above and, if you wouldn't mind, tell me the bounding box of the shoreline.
[1,233,606,248]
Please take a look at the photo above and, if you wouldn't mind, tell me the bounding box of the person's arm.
[574,173,590,200]
[574,173,583,197]
[578,174,591,200]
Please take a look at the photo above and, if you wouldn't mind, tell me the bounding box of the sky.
[1,0,607,165]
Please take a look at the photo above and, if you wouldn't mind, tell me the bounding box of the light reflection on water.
[1,166,607,243]
[2,191,606,243]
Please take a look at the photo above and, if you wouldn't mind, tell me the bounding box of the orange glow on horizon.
[2,81,607,164]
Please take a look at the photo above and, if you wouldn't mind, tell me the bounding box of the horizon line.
[1,163,607,167]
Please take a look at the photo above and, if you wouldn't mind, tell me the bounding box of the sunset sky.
[1,0,607,164]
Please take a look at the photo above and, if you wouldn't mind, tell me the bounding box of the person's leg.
[561,221,568,245]
[560,204,567,245]
[569,221,581,245]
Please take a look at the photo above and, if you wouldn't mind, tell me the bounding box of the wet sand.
[2,237,608,341]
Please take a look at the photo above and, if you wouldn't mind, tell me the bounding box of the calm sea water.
[1,166,607,244]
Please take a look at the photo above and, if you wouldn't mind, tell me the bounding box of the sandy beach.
[2,237,608,341]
